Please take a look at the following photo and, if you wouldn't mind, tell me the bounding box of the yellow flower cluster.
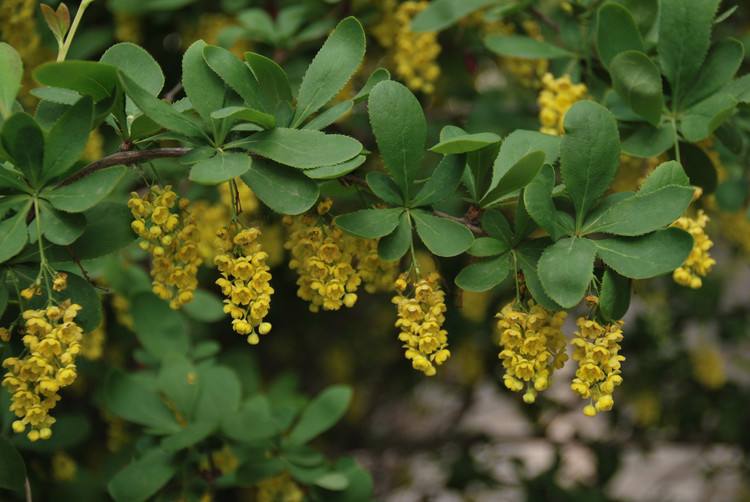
[2,301,83,441]
[0,0,39,62]
[392,273,451,376]
[481,19,548,88]
[570,318,625,416]
[81,323,105,361]
[112,294,134,330]
[257,472,304,502]
[495,301,568,403]
[128,186,203,309]
[214,224,274,345]
[52,452,77,481]
[718,208,750,254]
[672,210,715,289]
[538,73,587,135]
[690,343,726,390]
[374,0,441,94]
[354,238,400,294]
[283,203,361,312]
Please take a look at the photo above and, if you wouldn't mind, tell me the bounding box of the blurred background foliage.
[2,0,750,500]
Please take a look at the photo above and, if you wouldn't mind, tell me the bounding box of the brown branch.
[433,209,485,236]
[162,82,183,103]
[530,6,560,34]
[59,147,191,186]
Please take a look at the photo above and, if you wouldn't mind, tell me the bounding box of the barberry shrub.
[0,0,748,500]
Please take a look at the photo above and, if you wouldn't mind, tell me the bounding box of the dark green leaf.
[515,242,562,311]
[182,40,226,123]
[189,151,252,185]
[599,269,630,321]
[108,448,175,502]
[0,43,22,119]
[0,202,31,263]
[621,123,675,158]
[455,254,510,292]
[245,52,293,119]
[484,35,573,59]
[366,171,403,206]
[593,228,693,279]
[287,385,352,445]
[104,370,181,434]
[484,129,560,197]
[65,202,135,259]
[411,0,497,32]
[241,159,319,215]
[429,132,501,154]
[609,51,663,126]
[523,164,572,240]
[480,210,514,244]
[222,396,279,443]
[596,2,645,67]
[468,237,509,257]
[34,61,118,102]
[39,201,85,245]
[2,113,44,186]
[203,45,261,109]
[45,165,126,213]
[161,421,215,453]
[335,208,403,239]
[242,128,362,169]
[412,155,464,207]
[131,292,189,360]
[302,100,353,131]
[211,106,275,130]
[378,212,412,261]
[538,237,596,308]
[678,142,718,193]
[157,353,199,418]
[680,93,737,142]
[682,38,744,107]
[194,365,242,425]
[412,210,474,257]
[182,289,225,322]
[0,436,26,494]
[482,150,546,206]
[304,155,365,180]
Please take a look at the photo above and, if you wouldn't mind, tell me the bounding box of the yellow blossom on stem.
[215,224,274,345]
[570,317,625,416]
[392,272,450,376]
[538,73,587,135]
[128,186,203,309]
[672,210,715,289]
[52,272,68,292]
[1,300,84,441]
[495,300,568,403]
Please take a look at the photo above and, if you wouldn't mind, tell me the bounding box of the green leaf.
[157,353,199,418]
[104,371,181,434]
[378,212,412,261]
[0,436,26,494]
[293,17,366,126]
[119,72,204,139]
[335,208,403,239]
[101,43,164,97]
[65,202,135,259]
[484,130,560,197]
[222,395,279,443]
[724,74,750,104]
[301,100,352,131]
[658,0,721,107]
[596,2,645,67]
[0,43,22,119]
[182,40,226,123]
[455,254,511,292]
[366,172,403,206]
[194,365,242,425]
[39,201,85,245]
[368,81,426,199]
[715,179,748,212]
[484,35,573,59]
[131,292,189,360]
[353,67,391,103]
[182,289,225,322]
[287,385,352,445]
[482,150,546,206]
[480,210,514,244]
[682,38,744,107]
[615,0,659,35]
[609,51,663,126]
[677,142,718,194]
[429,132,501,154]
[523,164,572,240]
[42,96,94,183]
[45,165,126,213]
[241,158,319,215]
[211,106,275,130]
[304,155,365,180]
[0,281,7,318]
[538,237,596,308]
[2,113,44,186]
[0,202,31,263]
[639,160,690,192]
[189,151,252,185]
[245,52,293,119]
[560,100,621,225]
[161,421,215,453]
[599,269,630,322]
[621,123,674,158]
[203,45,261,109]
[515,242,562,311]
[34,61,119,102]
[593,228,693,279]
[412,210,474,257]
[108,448,175,502]
[26,272,101,331]
[242,128,362,169]
[411,0,497,32]
[467,237,508,257]
[412,155,464,207]
[680,93,737,143]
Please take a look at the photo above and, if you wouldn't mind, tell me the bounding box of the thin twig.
[163,82,184,103]
[59,147,191,186]
[433,210,484,236]
[530,6,560,34]
[24,477,32,502]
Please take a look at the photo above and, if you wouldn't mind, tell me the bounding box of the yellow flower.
[570,317,625,416]
[52,452,77,481]
[672,210,715,289]
[374,0,441,94]
[128,186,203,309]
[482,19,549,88]
[392,272,450,376]
[52,272,68,292]
[111,294,134,330]
[215,224,274,345]
[257,472,304,502]
[495,300,568,403]
[81,323,106,361]
[538,73,587,135]
[82,130,104,162]
[2,300,83,441]
[690,342,726,390]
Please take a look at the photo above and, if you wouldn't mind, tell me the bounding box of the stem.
[24,477,32,502]
[59,147,191,186]
[512,251,522,307]
[407,213,421,278]
[57,0,94,62]
[671,116,681,163]
[32,198,52,299]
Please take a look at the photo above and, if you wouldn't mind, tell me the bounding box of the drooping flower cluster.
[283,202,362,312]
[215,224,274,345]
[495,300,568,403]
[81,323,106,361]
[128,186,203,309]
[570,318,625,416]
[354,238,400,294]
[672,210,716,289]
[538,73,587,135]
[392,273,451,376]
[1,301,83,441]
[257,472,304,502]
[374,0,441,94]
